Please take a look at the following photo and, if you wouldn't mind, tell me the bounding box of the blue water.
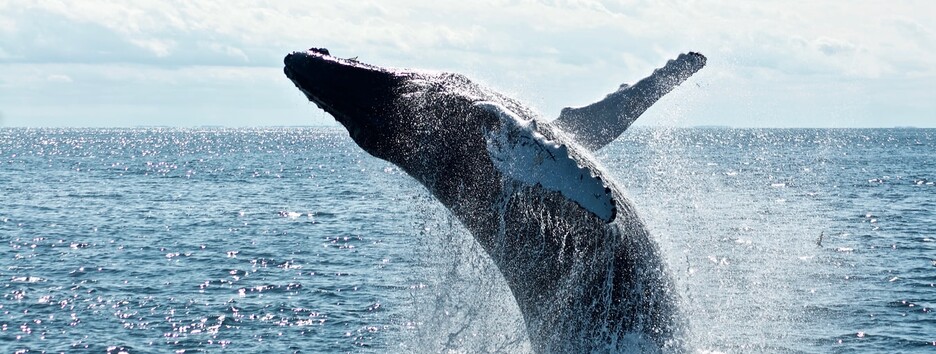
[1,127,933,353]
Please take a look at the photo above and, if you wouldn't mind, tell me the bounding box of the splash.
[399,192,531,353]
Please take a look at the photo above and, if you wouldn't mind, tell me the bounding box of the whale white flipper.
[477,102,617,222]
[554,52,707,150]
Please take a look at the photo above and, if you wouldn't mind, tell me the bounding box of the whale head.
[284,48,616,223]
[284,48,416,160]
[283,48,506,173]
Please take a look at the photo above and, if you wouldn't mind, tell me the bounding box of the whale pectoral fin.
[554,52,707,151]
[477,102,617,223]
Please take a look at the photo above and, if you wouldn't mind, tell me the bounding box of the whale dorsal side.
[554,52,707,151]
[476,101,617,222]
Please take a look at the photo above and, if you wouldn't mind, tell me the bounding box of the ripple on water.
[2,128,935,353]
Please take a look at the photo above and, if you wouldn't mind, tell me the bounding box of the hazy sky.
[1,1,934,128]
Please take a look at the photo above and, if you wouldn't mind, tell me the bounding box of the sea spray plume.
[284,48,705,353]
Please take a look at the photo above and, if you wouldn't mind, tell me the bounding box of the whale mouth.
[283,47,404,156]
[283,62,357,138]
[283,63,338,118]
[283,49,343,116]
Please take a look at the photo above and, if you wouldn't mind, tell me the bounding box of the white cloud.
[890,17,935,44]
[813,37,857,56]
[0,0,934,127]
[45,74,72,83]
[0,13,15,33]
[128,38,176,57]
[204,42,249,62]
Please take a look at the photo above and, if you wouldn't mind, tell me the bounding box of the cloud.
[128,38,176,57]
[0,14,14,33]
[892,17,936,44]
[0,0,934,127]
[0,1,666,69]
[0,62,305,127]
[204,42,249,62]
[46,74,72,83]
[813,37,856,56]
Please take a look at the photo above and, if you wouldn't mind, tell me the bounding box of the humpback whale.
[284,48,705,353]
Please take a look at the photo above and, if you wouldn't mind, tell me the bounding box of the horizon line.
[0,125,931,130]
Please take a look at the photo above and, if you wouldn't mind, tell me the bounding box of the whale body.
[284,48,705,353]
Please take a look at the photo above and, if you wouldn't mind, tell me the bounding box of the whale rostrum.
[284,48,705,353]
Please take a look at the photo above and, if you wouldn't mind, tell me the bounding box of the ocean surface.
[1,127,933,353]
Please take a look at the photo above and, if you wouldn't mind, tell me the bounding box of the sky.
[0,0,934,128]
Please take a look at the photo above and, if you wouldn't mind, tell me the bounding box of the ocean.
[1,127,933,353]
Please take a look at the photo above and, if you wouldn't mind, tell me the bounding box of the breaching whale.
[284,48,705,353]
